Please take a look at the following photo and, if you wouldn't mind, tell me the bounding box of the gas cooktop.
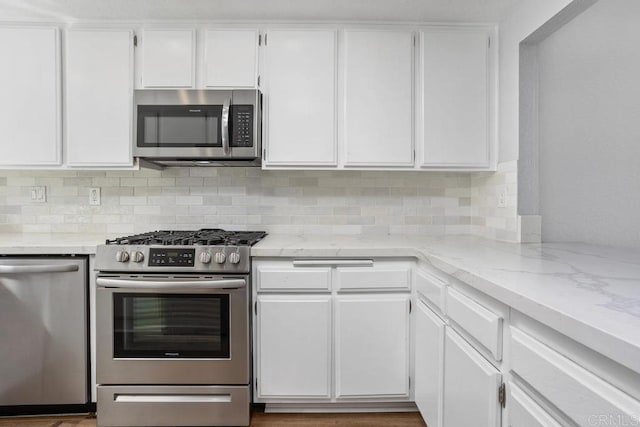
[105,229,267,247]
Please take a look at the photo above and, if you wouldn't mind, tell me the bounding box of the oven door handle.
[96,277,246,290]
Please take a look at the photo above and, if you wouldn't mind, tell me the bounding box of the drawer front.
[508,382,562,427]
[336,263,411,291]
[510,327,640,426]
[97,385,249,427]
[257,266,331,291]
[415,269,446,313]
[447,287,503,361]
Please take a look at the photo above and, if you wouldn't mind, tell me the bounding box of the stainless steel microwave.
[133,89,262,167]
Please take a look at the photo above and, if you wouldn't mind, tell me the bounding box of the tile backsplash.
[0,168,474,236]
[471,160,519,242]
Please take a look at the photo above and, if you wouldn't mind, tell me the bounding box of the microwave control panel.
[230,105,254,147]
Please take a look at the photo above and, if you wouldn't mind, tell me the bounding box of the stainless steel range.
[94,229,266,427]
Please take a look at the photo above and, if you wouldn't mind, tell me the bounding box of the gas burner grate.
[105,229,267,246]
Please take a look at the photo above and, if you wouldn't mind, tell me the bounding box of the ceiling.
[0,0,516,23]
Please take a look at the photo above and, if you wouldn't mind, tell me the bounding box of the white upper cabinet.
[65,29,134,167]
[0,26,61,167]
[140,29,195,88]
[342,30,414,167]
[204,29,257,88]
[419,29,491,168]
[263,29,337,167]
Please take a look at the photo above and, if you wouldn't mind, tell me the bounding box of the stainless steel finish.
[131,251,144,263]
[0,257,88,406]
[214,252,226,264]
[0,263,80,274]
[228,252,241,264]
[96,276,246,290]
[96,245,252,273]
[221,96,230,156]
[292,259,375,267]
[115,250,129,263]
[133,89,262,166]
[96,274,249,385]
[97,385,250,427]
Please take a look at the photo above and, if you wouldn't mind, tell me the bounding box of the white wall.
[538,0,640,248]
[498,0,575,162]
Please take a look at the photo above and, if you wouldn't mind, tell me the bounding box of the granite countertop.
[252,234,640,374]
[1,232,639,373]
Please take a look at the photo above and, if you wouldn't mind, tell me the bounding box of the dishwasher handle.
[96,277,246,290]
[0,263,80,275]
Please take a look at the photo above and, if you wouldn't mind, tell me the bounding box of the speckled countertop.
[1,232,639,373]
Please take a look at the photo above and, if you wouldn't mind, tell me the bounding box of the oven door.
[96,275,248,385]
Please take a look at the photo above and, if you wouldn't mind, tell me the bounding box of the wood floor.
[0,411,427,427]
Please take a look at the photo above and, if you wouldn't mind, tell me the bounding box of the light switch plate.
[30,186,46,203]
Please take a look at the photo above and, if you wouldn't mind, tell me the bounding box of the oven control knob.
[131,251,144,263]
[214,252,226,264]
[115,250,130,263]
[228,252,241,264]
[199,252,212,264]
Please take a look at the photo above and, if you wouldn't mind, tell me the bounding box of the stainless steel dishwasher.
[0,255,89,411]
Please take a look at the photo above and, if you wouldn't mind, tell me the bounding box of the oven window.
[113,294,230,358]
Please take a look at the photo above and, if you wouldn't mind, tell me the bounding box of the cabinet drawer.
[336,263,411,291]
[508,382,562,427]
[415,269,446,313]
[510,327,640,426]
[446,287,503,360]
[256,267,331,291]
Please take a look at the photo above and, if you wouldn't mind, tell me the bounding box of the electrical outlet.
[30,186,46,203]
[89,187,101,206]
[496,185,507,208]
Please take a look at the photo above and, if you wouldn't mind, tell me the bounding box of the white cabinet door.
[65,29,133,167]
[342,30,414,167]
[256,295,332,399]
[0,26,60,166]
[335,294,410,398]
[420,30,490,168]
[263,30,337,166]
[443,329,501,427]
[415,300,445,427]
[204,29,257,88]
[141,29,195,88]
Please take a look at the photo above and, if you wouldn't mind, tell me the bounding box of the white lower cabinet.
[256,295,332,399]
[415,299,445,427]
[335,295,410,398]
[443,328,502,427]
[253,259,412,404]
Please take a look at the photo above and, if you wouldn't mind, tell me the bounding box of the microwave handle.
[221,97,230,155]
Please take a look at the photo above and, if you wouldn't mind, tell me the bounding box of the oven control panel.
[149,248,195,267]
